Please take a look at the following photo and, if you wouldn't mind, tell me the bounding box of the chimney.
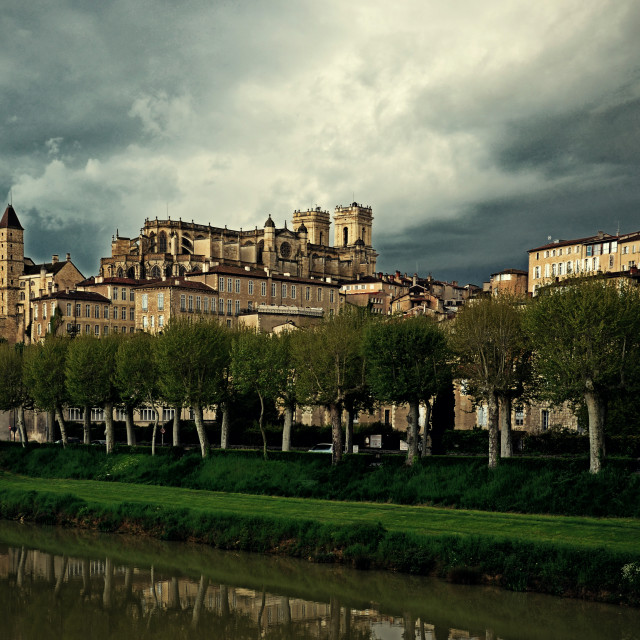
[412,274,417,287]
[66,253,71,262]
[52,254,59,264]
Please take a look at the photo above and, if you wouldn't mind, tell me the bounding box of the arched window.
[116,267,124,278]
[280,242,291,259]
[257,240,264,264]
[319,232,323,245]
[165,264,173,278]
[343,227,349,247]
[150,265,161,279]
[127,266,136,279]
[158,231,167,253]
[178,266,186,276]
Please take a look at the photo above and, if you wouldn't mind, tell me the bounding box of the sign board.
[370,434,382,449]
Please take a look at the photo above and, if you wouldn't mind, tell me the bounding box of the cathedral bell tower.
[333,202,373,248]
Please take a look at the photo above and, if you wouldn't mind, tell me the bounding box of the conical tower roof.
[0,205,24,230]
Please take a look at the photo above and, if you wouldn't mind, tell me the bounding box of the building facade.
[99,203,378,284]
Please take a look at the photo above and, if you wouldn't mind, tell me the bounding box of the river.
[1,520,638,639]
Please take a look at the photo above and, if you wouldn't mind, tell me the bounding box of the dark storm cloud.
[21,207,107,277]
[3,0,640,284]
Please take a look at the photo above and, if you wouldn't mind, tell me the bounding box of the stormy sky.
[2,0,639,285]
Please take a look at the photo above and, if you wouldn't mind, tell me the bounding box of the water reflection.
[0,520,638,640]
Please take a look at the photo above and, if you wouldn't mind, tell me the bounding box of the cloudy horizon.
[2,0,639,285]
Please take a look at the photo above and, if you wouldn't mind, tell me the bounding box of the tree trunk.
[104,401,114,454]
[282,404,293,451]
[17,405,27,447]
[125,404,136,446]
[407,400,419,465]
[172,405,180,447]
[193,402,210,458]
[54,405,68,447]
[47,410,55,443]
[499,394,513,458]
[102,557,113,609]
[329,402,343,465]
[584,390,606,473]
[258,392,268,460]
[82,404,91,444]
[191,575,209,629]
[487,393,499,469]
[220,402,230,449]
[420,401,432,458]
[345,407,354,454]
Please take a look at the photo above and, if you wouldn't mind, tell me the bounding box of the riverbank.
[1,472,639,605]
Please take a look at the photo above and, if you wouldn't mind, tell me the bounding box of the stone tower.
[0,204,25,342]
[292,207,331,246]
[333,202,373,248]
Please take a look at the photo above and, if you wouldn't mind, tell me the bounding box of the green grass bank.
[2,443,640,518]
[1,473,640,605]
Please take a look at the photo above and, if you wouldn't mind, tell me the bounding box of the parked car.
[55,437,81,445]
[91,440,107,446]
[308,443,333,453]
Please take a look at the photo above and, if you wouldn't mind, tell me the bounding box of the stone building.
[528,229,640,294]
[488,268,528,296]
[99,203,378,284]
[76,276,139,334]
[29,291,113,342]
[0,205,84,343]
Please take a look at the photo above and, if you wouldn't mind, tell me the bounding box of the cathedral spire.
[0,204,24,230]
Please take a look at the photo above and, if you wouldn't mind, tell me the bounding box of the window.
[248,301,253,311]
[557,263,563,276]
[85,324,90,334]
[541,409,550,431]
[317,288,322,301]
[121,288,127,300]
[66,323,73,333]
[586,245,593,257]
[477,406,487,427]
[94,325,99,335]
[235,279,240,293]
[91,408,105,421]
[227,299,232,315]
[130,308,135,321]
[227,278,233,292]
[113,326,118,334]
[261,281,266,296]
[544,264,550,278]
[282,283,287,298]
[551,264,556,276]
[142,316,148,329]
[112,287,118,301]
[180,294,186,311]
[566,261,572,274]
[291,285,296,299]
[219,277,224,292]
[141,293,148,311]
[162,407,175,422]
[95,305,100,319]
[235,300,240,315]
[558,248,563,256]
[551,249,556,257]
[330,289,334,303]
[37,323,41,336]
[188,295,193,312]
[534,266,541,279]
[103,326,109,336]
[66,303,72,316]
[544,250,549,258]
[68,408,83,421]
[271,283,276,297]
[515,407,524,426]
[248,280,254,295]
[158,293,164,311]
[219,298,224,314]
[140,407,157,422]
[76,303,81,316]
[203,297,209,313]
[150,315,155,328]
[121,307,126,320]
[158,315,164,328]
[196,295,201,311]
[104,305,110,319]
[86,304,91,318]
[130,290,135,302]
[567,247,572,255]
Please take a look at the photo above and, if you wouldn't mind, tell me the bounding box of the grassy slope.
[2,472,639,554]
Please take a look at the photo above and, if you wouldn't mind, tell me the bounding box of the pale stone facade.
[489,269,528,296]
[100,202,378,285]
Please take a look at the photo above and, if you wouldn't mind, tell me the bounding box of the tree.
[0,343,30,446]
[363,315,451,464]
[231,329,289,459]
[292,308,367,465]
[524,277,640,473]
[66,336,120,452]
[155,319,231,458]
[449,294,531,468]
[114,333,159,449]
[23,337,71,445]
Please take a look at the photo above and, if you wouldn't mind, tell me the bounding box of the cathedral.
[100,203,378,283]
